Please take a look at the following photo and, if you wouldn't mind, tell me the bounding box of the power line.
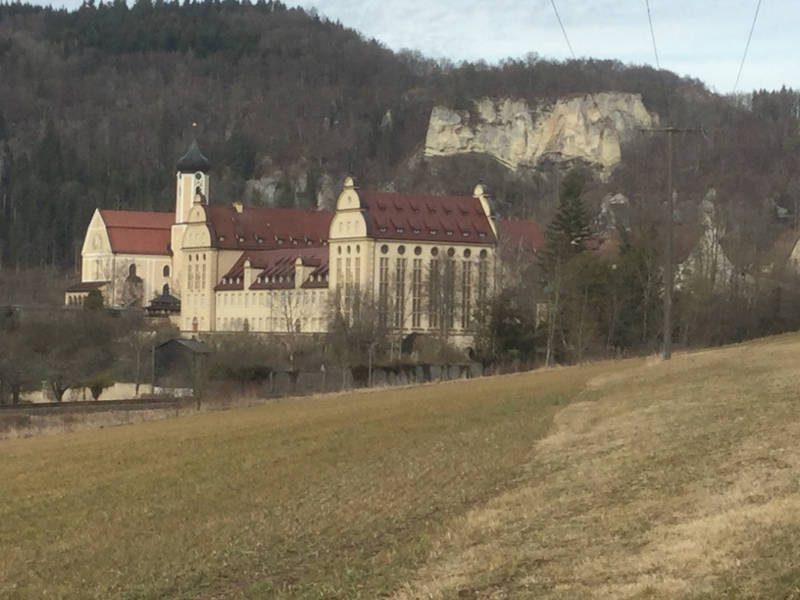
[549,0,575,59]
[733,0,763,93]
[644,0,661,70]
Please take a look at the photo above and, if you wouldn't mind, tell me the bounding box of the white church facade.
[66,140,543,347]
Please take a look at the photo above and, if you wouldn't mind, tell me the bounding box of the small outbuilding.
[154,338,212,395]
[146,285,181,317]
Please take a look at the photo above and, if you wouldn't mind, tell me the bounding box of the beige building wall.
[327,179,495,348]
[76,170,500,348]
[179,202,217,333]
[81,209,114,284]
[79,210,172,307]
[214,287,329,334]
[111,253,173,306]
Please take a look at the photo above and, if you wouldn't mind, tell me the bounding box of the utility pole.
[665,130,674,360]
[639,126,703,360]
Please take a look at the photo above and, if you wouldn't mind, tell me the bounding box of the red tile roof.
[204,205,333,251]
[360,192,496,244]
[497,220,544,253]
[100,210,174,229]
[215,247,329,291]
[100,210,173,256]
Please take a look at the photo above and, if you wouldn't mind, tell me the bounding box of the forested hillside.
[1,0,799,273]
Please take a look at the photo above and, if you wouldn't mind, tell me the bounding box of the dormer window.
[219,235,225,242]
[257,237,263,244]
[430,230,437,235]
[412,228,420,234]
[396,227,404,233]
[479,232,486,238]
[462,232,470,237]
[446,231,453,236]
[379,227,387,233]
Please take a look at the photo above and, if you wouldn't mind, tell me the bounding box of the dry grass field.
[3,335,800,599]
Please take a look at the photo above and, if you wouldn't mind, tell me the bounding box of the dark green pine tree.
[541,170,591,276]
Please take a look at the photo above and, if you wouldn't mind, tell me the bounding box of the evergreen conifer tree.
[541,170,590,275]
[540,169,591,366]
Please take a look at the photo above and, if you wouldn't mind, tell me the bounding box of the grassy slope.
[2,336,800,599]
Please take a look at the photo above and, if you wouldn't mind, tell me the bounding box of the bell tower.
[171,130,211,300]
[175,134,210,225]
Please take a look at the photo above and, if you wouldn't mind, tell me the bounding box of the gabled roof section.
[360,192,495,244]
[99,210,173,256]
[215,247,329,291]
[65,280,109,292]
[204,205,333,251]
[497,220,544,253]
[157,338,213,354]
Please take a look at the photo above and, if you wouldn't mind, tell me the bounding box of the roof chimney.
[243,258,253,288]
[473,182,497,237]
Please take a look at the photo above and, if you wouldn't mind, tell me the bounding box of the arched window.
[162,284,170,296]
[163,265,170,277]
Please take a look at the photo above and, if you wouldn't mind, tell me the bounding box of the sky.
[44,0,795,93]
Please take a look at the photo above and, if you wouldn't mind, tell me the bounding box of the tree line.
[3,1,800,274]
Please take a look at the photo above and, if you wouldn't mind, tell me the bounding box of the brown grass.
[3,335,800,599]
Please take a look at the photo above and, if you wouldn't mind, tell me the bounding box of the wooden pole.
[639,126,705,360]
[664,130,674,360]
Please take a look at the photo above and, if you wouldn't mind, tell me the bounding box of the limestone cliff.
[424,92,657,172]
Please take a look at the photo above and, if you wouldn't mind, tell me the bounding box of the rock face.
[424,92,657,172]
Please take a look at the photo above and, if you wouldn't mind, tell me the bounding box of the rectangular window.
[394,258,406,329]
[478,258,489,304]
[202,264,206,289]
[336,257,342,292]
[444,259,456,330]
[461,261,472,329]
[429,259,440,329]
[354,256,361,317]
[345,257,352,319]
[412,258,422,328]
[379,257,389,329]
